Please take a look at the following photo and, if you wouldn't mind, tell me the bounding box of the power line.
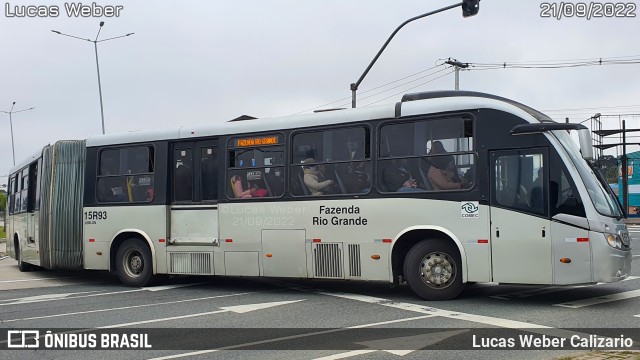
[361,69,455,107]
[289,64,446,115]
[460,56,640,70]
[543,104,640,112]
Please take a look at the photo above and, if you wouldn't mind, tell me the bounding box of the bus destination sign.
[236,135,279,147]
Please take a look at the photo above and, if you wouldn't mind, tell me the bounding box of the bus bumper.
[591,234,632,283]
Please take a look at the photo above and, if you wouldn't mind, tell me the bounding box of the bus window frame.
[95,143,157,205]
[225,132,286,201]
[375,113,477,194]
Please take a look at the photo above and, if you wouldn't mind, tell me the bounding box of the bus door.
[168,141,220,273]
[490,148,552,284]
[26,160,41,263]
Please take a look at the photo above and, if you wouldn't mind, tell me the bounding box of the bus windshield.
[552,130,623,219]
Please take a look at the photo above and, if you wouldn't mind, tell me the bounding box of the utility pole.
[444,58,469,90]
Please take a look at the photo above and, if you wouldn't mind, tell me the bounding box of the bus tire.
[116,238,154,287]
[15,242,31,272]
[403,239,463,301]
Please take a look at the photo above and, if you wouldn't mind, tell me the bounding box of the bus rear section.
[7,140,86,272]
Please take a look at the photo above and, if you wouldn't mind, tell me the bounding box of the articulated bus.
[6,91,632,300]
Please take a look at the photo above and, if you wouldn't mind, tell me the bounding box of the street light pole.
[350,1,479,108]
[0,102,35,166]
[51,22,134,134]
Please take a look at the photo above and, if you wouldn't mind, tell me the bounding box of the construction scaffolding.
[589,113,640,216]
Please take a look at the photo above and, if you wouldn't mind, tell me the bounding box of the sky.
[1,0,639,185]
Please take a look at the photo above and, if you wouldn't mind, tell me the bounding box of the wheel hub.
[419,252,454,288]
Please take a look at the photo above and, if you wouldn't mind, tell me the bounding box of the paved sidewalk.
[0,238,6,257]
[557,351,640,360]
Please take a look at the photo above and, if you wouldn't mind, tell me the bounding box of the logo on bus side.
[461,202,479,219]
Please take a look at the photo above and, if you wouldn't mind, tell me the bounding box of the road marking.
[0,288,144,306]
[0,277,73,283]
[316,291,550,329]
[312,350,377,360]
[100,300,303,328]
[3,291,266,323]
[0,290,103,303]
[553,289,640,308]
[0,282,204,306]
[0,256,9,261]
[490,276,640,300]
[142,283,206,291]
[353,330,469,357]
[148,314,436,360]
[633,255,640,259]
[0,299,307,347]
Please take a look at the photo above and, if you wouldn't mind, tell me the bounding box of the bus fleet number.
[84,211,108,220]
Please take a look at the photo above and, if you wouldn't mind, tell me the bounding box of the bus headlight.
[606,234,622,249]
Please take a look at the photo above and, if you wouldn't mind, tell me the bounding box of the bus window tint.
[97,146,156,203]
[378,117,475,193]
[291,126,371,196]
[494,153,546,216]
[227,134,284,199]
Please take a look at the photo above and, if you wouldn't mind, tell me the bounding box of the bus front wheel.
[403,239,463,301]
[116,238,154,287]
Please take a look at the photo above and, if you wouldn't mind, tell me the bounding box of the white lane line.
[0,282,204,306]
[0,289,144,306]
[100,309,229,328]
[633,255,640,259]
[553,289,640,308]
[0,290,103,303]
[312,350,377,360]
[0,277,73,283]
[4,291,267,323]
[148,314,437,360]
[317,291,550,329]
[490,276,640,300]
[99,300,303,329]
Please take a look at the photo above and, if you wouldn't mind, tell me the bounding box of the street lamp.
[0,102,35,166]
[350,0,480,108]
[51,22,134,134]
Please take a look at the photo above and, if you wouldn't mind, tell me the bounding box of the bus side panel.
[218,199,492,283]
[83,205,168,274]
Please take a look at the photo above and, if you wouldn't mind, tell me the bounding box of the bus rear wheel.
[403,239,463,300]
[116,238,154,287]
[15,240,32,272]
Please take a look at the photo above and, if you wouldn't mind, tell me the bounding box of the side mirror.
[462,0,480,17]
[577,128,594,160]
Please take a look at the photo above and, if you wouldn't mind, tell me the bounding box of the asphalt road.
[0,233,638,360]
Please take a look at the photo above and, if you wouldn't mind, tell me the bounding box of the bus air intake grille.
[313,243,343,278]
[169,252,212,275]
[348,244,361,277]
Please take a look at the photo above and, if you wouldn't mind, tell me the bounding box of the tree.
[0,190,6,213]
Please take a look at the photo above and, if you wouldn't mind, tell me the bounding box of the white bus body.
[6,91,631,300]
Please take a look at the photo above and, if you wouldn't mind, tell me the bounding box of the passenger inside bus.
[249,181,268,197]
[302,158,334,195]
[381,158,418,192]
[428,152,463,191]
[231,175,252,198]
[264,168,284,196]
[343,161,370,193]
